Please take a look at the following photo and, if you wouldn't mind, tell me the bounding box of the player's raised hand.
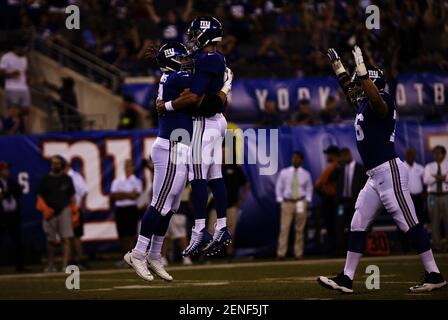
[352,45,368,78]
[326,48,346,76]
[327,48,340,63]
[221,67,233,95]
[143,43,160,60]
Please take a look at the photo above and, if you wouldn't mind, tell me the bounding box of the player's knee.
[406,224,431,254]
[350,210,368,232]
[347,231,367,253]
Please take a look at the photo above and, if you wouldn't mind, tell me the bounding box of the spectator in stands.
[315,145,340,255]
[43,77,83,132]
[424,145,448,252]
[288,98,318,126]
[404,147,427,224]
[164,186,193,266]
[65,159,88,269]
[257,100,283,128]
[333,148,367,255]
[225,0,255,43]
[36,155,78,272]
[110,159,143,267]
[145,0,193,44]
[275,151,313,259]
[208,146,250,257]
[320,96,341,124]
[117,95,139,130]
[1,106,24,135]
[0,43,30,133]
[0,161,25,272]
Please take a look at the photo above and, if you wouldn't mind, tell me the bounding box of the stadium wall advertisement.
[0,121,447,257]
[122,73,448,115]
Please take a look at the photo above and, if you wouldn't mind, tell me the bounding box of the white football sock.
[343,251,363,280]
[194,219,206,231]
[419,249,440,273]
[216,217,227,230]
[149,235,164,260]
[133,235,150,260]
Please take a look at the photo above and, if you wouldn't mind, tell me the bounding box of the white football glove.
[221,67,233,95]
[352,45,368,78]
[327,48,346,76]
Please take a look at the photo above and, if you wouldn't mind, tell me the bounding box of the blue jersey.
[157,71,193,142]
[354,91,398,170]
[190,50,226,115]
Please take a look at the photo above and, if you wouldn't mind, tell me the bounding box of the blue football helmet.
[349,65,386,105]
[185,16,223,54]
[156,42,192,73]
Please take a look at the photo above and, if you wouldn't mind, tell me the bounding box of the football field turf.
[0,254,447,300]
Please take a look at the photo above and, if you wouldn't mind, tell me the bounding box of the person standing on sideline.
[110,159,143,266]
[36,155,77,272]
[315,145,340,254]
[208,146,250,257]
[0,161,25,272]
[334,148,367,255]
[275,151,313,259]
[405,148,426,224]
[65,159,88,268]
[424,146,448,252]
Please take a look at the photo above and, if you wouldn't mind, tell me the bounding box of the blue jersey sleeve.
[190,53,225,95]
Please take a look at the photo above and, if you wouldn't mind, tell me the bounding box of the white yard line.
[0,253,446,280]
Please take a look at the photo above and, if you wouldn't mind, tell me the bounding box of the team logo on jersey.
[164,48,175,58]
[200,21,211,29]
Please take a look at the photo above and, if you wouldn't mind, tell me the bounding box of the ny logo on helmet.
[200,21,211,29]
[164,48,175,58]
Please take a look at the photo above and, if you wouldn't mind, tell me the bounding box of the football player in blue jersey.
[125,42,232,282]
[157,16,233,257]
[317,46,446,293]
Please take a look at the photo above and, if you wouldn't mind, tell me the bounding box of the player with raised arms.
[317,46,446,294]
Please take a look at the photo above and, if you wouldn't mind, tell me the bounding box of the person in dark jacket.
[333,148,367,255]
[0,161,24,272]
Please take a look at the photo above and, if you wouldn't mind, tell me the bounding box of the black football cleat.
[409,272,447,293]
[317,272,354,293]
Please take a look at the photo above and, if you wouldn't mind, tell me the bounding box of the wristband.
[332,60,346,76]
[165,101,174,111]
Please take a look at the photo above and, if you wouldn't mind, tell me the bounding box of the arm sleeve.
[304,171,313,203]
[275,171,285,203]
[67,177,76,197]
[78,175,88,198]
[423,165,436,186]
[0,55,8,70]
[110,180,118,193]
[135,179,143,193]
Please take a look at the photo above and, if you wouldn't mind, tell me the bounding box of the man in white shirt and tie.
[275,151,313,259]
[404,148,426,224]
[424,146,448,251]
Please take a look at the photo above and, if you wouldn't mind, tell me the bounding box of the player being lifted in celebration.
[317,46,446,293]
[157,16,233,256]
[125,42,232,282]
